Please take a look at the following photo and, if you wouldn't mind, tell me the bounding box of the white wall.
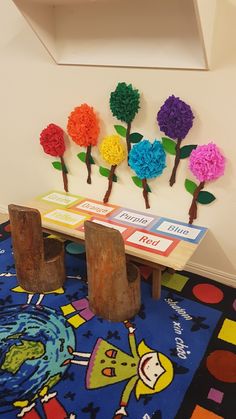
[0,0,235,284]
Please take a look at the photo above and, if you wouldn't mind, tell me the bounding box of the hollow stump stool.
[8,204,65,293]
[84,220,141,322]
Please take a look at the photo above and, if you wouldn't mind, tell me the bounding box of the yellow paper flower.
[99,135,126,166]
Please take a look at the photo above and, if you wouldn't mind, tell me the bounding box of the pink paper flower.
[189,143,225,182]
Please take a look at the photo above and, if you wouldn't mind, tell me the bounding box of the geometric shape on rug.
[207,388,224,403]
[206,350,236,383]
[190,405,223,418]
[161,272,189,291]
[139,265,153,280]
[192,284,224,304]
[218,318,236,345]
[61,303,76,315]
[66,313,86,328]
[4,224,11,232]
[66,242,85,254]
[233,299,236,311]
[47,234,65,242]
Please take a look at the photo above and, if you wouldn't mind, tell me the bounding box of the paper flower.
[99,135,126,203]
[157,95,194,186]
[189,143,225,182]
[40,123,68,192]
[67,104,100,184]
[100,135,126,166]
[129,140,166,208]
[110,82,141,157]
[40,123,65,157]
[157,95,194,140]
[186,142,225,224]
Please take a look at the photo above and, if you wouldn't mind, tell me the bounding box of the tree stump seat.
[84,220,141,322]
[8,204,65,293]
[126,262,139,282]
[44,237,63,261]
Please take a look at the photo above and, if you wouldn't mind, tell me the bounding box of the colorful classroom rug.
[0,221,235,419]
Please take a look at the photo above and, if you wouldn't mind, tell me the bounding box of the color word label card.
[71,199,117,217]
[43,209,90,228]
[125,230,179,256]
[76,217,133,238]
[92,218,130,235]
[39,191,82,207]
[110,209,158,229]
[150,218,207,243]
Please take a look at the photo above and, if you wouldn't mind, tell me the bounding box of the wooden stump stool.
[84,220,141,322]
[8,204,65,293]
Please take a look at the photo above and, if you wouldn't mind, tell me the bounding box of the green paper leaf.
[132,176,142,188]
[52,161,63,171]
[185,179,197,195]
[99,166,110,178]
[132,176,151,192]
[197,191,216,204]
[114,125,127,137]
[162,137,176,155]
[129,132,143,143]
[180,144,197,159]
[99,166,117,182]
[77,152,95,164]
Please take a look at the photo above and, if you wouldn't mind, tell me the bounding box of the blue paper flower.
[129,140,166,179]
[157,95,194,140]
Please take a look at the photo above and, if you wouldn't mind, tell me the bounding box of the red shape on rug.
[43,398,68,419]
[4,223,11,232]
[139,265,153,280]
[192,283,224,304]
[206,350,236,383]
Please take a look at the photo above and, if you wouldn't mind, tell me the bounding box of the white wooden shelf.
[12,0,216,70]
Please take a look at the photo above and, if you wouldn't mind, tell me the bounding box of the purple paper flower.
[157,95,194,140]
[189,142,225,182]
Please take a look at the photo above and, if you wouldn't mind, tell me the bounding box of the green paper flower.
[110,82,140,124]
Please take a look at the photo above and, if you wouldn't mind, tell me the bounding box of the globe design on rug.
[0,305,75,413]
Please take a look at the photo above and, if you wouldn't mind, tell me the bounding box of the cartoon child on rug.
[62,321,174,418]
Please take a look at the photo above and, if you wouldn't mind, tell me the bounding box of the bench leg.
[152,268,162,299]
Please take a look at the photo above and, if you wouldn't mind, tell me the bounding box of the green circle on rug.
[192,283,224,304]
[66,242,85,254]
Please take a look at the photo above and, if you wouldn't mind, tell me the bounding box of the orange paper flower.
[67,104,100,147]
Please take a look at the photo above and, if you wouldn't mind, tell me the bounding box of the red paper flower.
[67,104,99,147]
[40,123,65,157]
[39,123,68,192]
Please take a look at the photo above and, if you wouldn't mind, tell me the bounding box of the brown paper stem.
[188,181,205,224]
[86,145,92,184]
[60,156,68,192]
[103,165,117,203]
[169,138,182,187]
[142,178,150,209]
[126,122,131,163]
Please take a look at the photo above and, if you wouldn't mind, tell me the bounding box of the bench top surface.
[24,190,208,271]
